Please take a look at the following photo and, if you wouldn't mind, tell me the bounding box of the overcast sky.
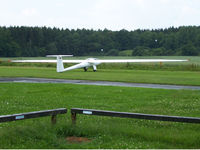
[0,0,200,31]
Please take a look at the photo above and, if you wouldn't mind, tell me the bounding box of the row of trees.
[0,26,200,57]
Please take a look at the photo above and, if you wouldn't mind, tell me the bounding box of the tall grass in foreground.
[0,83,200,148]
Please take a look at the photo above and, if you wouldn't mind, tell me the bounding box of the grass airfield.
[0,56,200,148]
[0,66,200,86]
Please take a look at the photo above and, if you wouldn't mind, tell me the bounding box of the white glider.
[11,55,188,72]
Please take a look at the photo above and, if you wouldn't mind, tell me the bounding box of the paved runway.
[0,77,200,90]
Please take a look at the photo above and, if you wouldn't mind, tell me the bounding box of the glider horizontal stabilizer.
[46,55,73,57]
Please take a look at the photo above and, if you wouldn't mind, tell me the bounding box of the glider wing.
[11,60,83,63]
[96,59,188,63]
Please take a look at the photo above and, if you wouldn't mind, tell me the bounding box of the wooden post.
[160,62,163,68]
[51,114,57,124]
[71,112,76,125]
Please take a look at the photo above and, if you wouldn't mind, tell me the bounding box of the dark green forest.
[0,26,200,57]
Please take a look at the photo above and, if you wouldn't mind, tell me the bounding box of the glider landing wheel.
[84,67,88,72]
[93,70,96,72]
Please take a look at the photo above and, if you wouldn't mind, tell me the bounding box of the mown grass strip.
[0,66,200,86]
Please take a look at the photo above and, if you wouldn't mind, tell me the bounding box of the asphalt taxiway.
[0,77,200,90]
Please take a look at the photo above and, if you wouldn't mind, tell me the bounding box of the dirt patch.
[66,136,91,143]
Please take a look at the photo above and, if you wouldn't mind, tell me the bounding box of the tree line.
[0,26,200,57]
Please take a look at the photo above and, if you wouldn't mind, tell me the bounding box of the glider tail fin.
[46,55,73,73]
[56,56,64,72]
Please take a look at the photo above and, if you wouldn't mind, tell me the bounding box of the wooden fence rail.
[0,108,67,124]
[71,108,200,124]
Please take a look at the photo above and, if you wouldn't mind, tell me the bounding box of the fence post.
[160,62,163,68]
[51,114,57,124]
[71,112,76,125]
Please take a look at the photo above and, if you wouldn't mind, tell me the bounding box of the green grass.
[118,50,133,56]
[0,83,200,148]
[0,66,200,86]
[0,56,200,148]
